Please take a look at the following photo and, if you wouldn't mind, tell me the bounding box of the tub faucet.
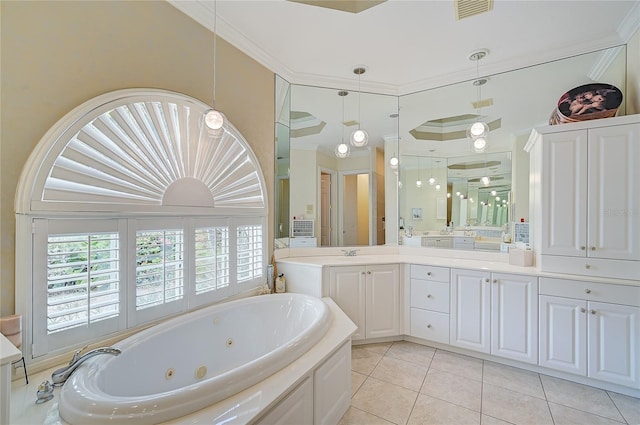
[51,345,121,386]
[342,249,358,257]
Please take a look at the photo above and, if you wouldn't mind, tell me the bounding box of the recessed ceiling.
[287,0,386,14]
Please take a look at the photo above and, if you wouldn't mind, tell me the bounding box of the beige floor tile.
[339,406,395,425]
[371,355,428,391]
[482,383,553,425]
[352,371,367,397]
[351,376,418,425]
[386,341,436,366]
[540,375,625,422]
[481,414,514,425]
[407,394,480,425]
[421,368,482,412]
[351,345,383,375]
[430,349,484,381]
[482,361,545,399]
[548,402,627,425]
[356,341,392,355]
[608,391,640,424]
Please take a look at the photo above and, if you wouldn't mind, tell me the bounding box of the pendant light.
[350,66,369,147]
[204,0,225,131]
[389,112,399,169]
[335,91,351,158]
[416,157,422,188]
[466,49,489,152]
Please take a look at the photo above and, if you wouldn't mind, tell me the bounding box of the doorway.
[342,172,370,246]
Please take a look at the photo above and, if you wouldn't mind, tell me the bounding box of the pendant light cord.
[213,0,218,110]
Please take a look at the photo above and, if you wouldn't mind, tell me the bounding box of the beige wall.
[0,1,275,315]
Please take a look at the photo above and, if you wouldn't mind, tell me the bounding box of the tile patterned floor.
[340,341,640,425]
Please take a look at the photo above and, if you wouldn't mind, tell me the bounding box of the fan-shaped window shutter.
[16,89,267,215]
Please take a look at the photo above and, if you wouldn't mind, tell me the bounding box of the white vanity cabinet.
[329,264,400,341]
[527,116,640,279]
[539,277,640,389]
[450,269,538,363]
[409,264,450,344]
[450,269,491,353]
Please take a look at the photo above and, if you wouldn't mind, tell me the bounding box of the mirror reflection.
[399,152,511,251]
[275,45,627,250]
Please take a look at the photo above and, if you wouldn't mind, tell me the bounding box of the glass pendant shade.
[481,176,491,185]
[428,176,436,186]
[467,121,489,139]
[350,129,369,147]
[415,179,422,188]
[204,109,225,130]
[335,142,350,158]
[473,137,488,153]
[389,156,399,169]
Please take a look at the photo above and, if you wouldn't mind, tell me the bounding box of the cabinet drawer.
[410,308,449,344]
[540,277,640,307]
[410,264,450,282]
[411,280,449,312]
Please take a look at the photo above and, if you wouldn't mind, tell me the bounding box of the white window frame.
[32,218,127,358]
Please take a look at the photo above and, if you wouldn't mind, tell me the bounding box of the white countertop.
[276,246,640,286]
[1,333,22,366]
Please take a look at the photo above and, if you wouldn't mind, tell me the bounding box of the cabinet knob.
[361,272,366,275]
[585,289,591,294]
[426,324,432,329]
[580,246,586,251]
[580,308,586,313]
[367,271,371,274]
[427,294,432,298]
[427,272,432,276]
[591,246,596,251]
[493,279,498,283]
[484,278,490,283]
[590,309,597,315]
[585,264,591,269]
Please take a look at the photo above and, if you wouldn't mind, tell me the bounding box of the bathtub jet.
[58,293,331,425]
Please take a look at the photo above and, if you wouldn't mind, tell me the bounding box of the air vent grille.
[455,0,493,20]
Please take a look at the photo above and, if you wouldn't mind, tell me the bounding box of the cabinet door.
[588,123,640,261]
[539,295,587,376]
[365,264,400,339]
[330,266,366,340]
[588,301,640,388]
[540,129,588,257]
[491,273,538,364]
[254,376,313,425]
[450,269,491,353]
[314,342,352,425]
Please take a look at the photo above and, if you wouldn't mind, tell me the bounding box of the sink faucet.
[341,249,358,257]
[51,345,121,386]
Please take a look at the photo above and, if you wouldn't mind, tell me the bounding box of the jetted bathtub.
[58,293,331,425]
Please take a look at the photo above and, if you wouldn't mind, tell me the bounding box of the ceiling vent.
[454,0,493,20]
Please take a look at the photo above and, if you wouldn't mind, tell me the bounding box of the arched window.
[15,89,268,361]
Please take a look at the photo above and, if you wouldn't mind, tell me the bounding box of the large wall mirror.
[275,45,627,251]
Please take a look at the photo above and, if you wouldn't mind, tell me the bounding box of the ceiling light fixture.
[467,49,489,152]
[350,66,369,147]
[204,0,225,131]
[335,91,351,158]
[389,113,399,169]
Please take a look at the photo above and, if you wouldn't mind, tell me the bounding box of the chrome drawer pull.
[427,272,432,276]
[426,324,432,328]
[585,289,591,294]
[580,308,586,313]
[591,246,596,251]
[427,294,432,298]
[590,310,597,315]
